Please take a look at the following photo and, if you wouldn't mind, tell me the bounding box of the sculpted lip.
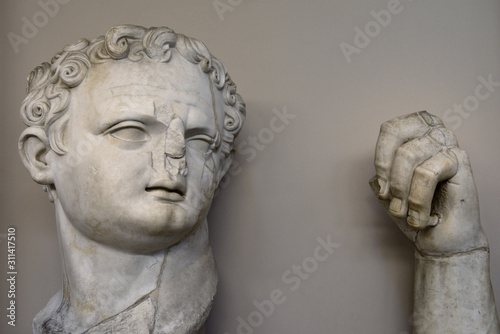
[146,187,184,202]
[146,179,186,202]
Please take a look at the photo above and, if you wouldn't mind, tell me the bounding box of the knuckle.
[395,145,417,162]
[380,121,397,135]
[414,165,438,180]
[441,128,458,144]
[374,156,390,171]
[428,127,458,147]
[419,111,444,127]
[431,115,444,126]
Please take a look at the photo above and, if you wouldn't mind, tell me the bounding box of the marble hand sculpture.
[18,25,245,334]
[370,111,499,333]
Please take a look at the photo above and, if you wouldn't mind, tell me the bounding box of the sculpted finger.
[425,126,459,148]
[369,176,418,242]
[374,111,444,199]
[406,149,458,230]
[388,135,444,218]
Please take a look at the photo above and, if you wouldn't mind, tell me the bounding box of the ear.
[18,127,54,185]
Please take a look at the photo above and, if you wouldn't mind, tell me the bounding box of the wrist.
[415,245,489,258]
[415,225,489,256]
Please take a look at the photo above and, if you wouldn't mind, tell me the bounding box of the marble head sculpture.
[18,25,245,334]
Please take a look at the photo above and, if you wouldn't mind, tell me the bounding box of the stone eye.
[111,127,148,142]
[187,134,212,152]
[107,122,149,143]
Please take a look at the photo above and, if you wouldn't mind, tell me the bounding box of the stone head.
[18,25,246,253]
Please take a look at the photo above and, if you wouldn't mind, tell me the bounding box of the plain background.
[1,0,500,333]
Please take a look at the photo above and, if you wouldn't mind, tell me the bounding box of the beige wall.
[1,0,500,333]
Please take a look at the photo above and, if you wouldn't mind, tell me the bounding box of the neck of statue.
[33,200,217,334]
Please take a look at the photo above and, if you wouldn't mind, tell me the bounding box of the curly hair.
[20,24,246,161]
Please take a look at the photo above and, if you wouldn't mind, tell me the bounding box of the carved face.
[48,54,226,253]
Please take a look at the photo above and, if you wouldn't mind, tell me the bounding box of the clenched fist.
[370,111,488,256]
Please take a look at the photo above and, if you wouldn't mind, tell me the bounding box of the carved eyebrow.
[185,125,216,139]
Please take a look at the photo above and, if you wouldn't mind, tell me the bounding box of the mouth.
[146,187,184,202]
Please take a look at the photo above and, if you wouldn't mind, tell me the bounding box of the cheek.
[54,145,152,200]
[103,149,150,175]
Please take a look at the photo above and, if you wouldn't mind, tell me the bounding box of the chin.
[95,222,197,254]
[119,204,202,252]
[69,207,200,254]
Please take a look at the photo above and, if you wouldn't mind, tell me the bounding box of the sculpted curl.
[20,24,245,160]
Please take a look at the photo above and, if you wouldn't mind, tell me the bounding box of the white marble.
[371,111,499,333]
[19,25,245,334]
